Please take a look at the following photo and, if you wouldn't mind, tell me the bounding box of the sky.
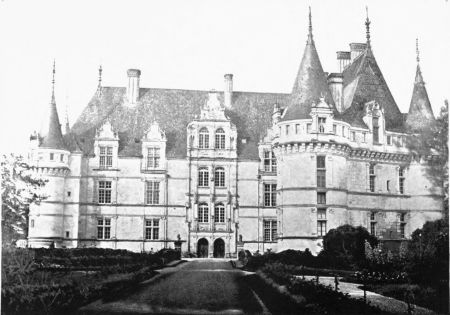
[0,0,449,154]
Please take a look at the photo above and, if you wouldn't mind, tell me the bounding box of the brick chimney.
[224,74,233,108]
[127,69,141,104]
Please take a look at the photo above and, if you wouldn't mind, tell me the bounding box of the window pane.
[317,156,325,169]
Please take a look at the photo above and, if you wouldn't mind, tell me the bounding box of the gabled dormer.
[187,91,237,158]
[141,121,167,171]
[362,100,385,145]
[309,97,334,134]
[94,121,119,170]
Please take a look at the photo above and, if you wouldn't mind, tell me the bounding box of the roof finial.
[307,6,314,44]
[416,37,420,63]
[365,6,371,47]
[51,59,56,104]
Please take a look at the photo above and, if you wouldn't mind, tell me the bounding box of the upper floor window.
[147,147,160,168]
[295,124,300,134]
[263,220,277,242]
[215,128,225,149]
[369,164,376,192]
[363,132,367,143]
[214,167,225,187]
[264,150,277,172]
[317,156,326,188]
[372,117,379,143]
[387,135,392,145]
[333,124,337,134]
[145,181,160,205]
[198,203,209,223]
[97,217,111,239]
[317,192,326,204]
[198,168,209,187]
[100,146,113,168]
[307,123,312,133]
[199,128,209,149]
[264,184,277,207]
[145,219,159,240]
[50,153,54,160]
[98,181,112,204]
[318,118,326,133]
[60,154,64,162]
[351,131,356,142]
[341,126,345,137]
[399,167,405,194]
[286,125,290,136]
[214,203,225,223]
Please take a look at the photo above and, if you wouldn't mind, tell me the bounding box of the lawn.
[115,260,263,313]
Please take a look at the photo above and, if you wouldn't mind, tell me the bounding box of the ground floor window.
[145,219,159,240]
[263,220,277,242]
[317,209,327,236]
[97,218,111,239]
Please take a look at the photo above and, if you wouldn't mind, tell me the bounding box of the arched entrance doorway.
[213,238,225,258]
[197,238,209,258]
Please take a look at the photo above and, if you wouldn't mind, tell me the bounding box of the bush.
[319,225,378,269]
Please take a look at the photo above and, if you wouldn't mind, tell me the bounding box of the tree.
[408,100,449,218]
[1,154,46,247]
[407,219,449,284]
[319,225,378,269]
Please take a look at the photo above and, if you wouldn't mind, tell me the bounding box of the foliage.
[406,219,449,284]
[258,262,394,314]
[1,154,46,246]
[1,247,179,314]
[366,283,449,314]
[407,100,449,218]
[319,225,378,269]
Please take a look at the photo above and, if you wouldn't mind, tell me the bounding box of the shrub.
[319,225,378,269]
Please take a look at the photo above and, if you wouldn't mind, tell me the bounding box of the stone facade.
[28,14,443,257]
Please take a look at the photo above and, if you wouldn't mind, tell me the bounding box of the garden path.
[77,259,269,315]
[302,276,436,315]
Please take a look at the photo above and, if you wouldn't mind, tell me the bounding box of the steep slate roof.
[281,10,336,122]
[340,46,404,131]
[406,63,434,131]
[39,92,68,150]
[71,87,289,159]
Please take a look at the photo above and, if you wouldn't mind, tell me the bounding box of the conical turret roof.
[39,62,67,150]
[406,41,434,130]
[282,8,335,121]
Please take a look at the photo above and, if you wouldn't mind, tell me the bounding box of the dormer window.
[215,128,225,149]
[147,147,160,168]
[318,118,326,133]
[99,146,113,168]
[199,128,209,149]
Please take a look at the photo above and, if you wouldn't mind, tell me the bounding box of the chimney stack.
[336,51,351,72]
[127,69,141,105]
[349,43,367,62]
[327,73,344,112]
[224,74,233,108]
